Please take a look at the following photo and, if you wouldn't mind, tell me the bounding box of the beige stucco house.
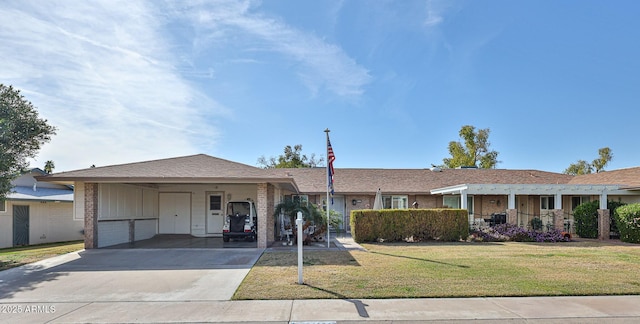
[1,168,81,248]
[38,154,640,249]
[282,167,640,238]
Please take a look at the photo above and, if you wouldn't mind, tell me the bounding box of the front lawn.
[234,241,640,300]
[0,241,84,271]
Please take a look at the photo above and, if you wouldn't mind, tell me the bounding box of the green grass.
[233,241,640,300]
[0,241,84,271]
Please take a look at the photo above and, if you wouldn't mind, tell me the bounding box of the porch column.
[84,182,98,249]
[460,190,470,223]
[598,192,609,240]
[598,209,610,240]
[507,192,516,209]
[553,193,564,230]
[257,183,268,248]
[506,209,517,226]
[266,183,275,247]
[553,209,565,231]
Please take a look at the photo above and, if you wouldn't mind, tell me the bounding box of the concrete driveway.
[0,248,263,303]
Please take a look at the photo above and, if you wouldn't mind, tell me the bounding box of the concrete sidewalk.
[2,296,640,323]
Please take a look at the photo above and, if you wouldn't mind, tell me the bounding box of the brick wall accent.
[479,195,509,216]
[552,209,564,231]
[506,209,517,225]
[266,184,275,247]
[257,183,268,248]
[84,183,98,249]
[598,209,610,240]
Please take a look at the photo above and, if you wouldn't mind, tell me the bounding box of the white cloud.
[424,0,448,28]
[0,1,227,171]
[180,0,372,98]
[1,0,371,171]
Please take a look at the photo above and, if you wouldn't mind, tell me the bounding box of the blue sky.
[2,0,639,173]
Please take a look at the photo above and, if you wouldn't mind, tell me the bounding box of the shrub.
[608,200,626,239]
[350,209,469,243]
[573,200,627,239]
[615,203,640,244]
[573,200,599,238]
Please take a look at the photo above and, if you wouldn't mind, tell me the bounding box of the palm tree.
[273,198,324,243]
[274,199,323,225]
[44,160,55,174]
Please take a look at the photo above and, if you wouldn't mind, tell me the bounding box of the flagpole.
[325,128,331,249]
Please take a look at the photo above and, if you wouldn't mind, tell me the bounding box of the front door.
[159,193,191,234]
[13,205,29,246]
[516,196,529,228]
[206,193,223,235]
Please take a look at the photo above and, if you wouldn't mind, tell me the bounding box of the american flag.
[327,136,335,204]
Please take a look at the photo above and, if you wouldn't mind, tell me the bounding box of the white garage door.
[159,193,191,234]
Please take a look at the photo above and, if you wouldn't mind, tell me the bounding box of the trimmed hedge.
[615,203,640,244]
[574,200,627,239]
[350,208,469,243]
[574,200,599,238]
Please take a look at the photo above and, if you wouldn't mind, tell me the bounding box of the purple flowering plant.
[469,223,570,243]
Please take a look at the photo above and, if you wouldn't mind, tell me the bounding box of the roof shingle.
[569,167,640,189]
[39,154,289,182]
[283,168,573,194]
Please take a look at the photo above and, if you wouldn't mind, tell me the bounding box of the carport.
[37,154,299,249]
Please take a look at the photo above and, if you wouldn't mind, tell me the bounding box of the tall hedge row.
[615,203,640,244]
[574,200,626,239]
[573,200,599,238]
[350,209,469,243]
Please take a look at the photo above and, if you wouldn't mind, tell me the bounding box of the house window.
[443,196,460,209]
[541,196,555,210]
[571,196,590,210]
[209,195,222,210]
[443,195,474,216]
[0,199,5,212]
[383,195,408,209]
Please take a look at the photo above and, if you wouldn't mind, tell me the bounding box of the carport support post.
[297,211,304,284]
[598,192,610,240]
[84,182,99,249]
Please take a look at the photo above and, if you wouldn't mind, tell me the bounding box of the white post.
[508,192,516,209]
[599,192,608,210]
[460,190,469,224]
[297,211,303,284]
[326,191,330,248]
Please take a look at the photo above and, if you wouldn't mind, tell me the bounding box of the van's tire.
[246,236,255,242]
[223,237,230,242]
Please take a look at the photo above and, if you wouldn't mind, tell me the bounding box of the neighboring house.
[280,167,636,237]
[37,154,640,249]
[0,168,81,248]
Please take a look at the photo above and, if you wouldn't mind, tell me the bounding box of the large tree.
[0,84,56,199]
[443,125,499,169]
[564,147,613,175]
[258,144,323,168]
